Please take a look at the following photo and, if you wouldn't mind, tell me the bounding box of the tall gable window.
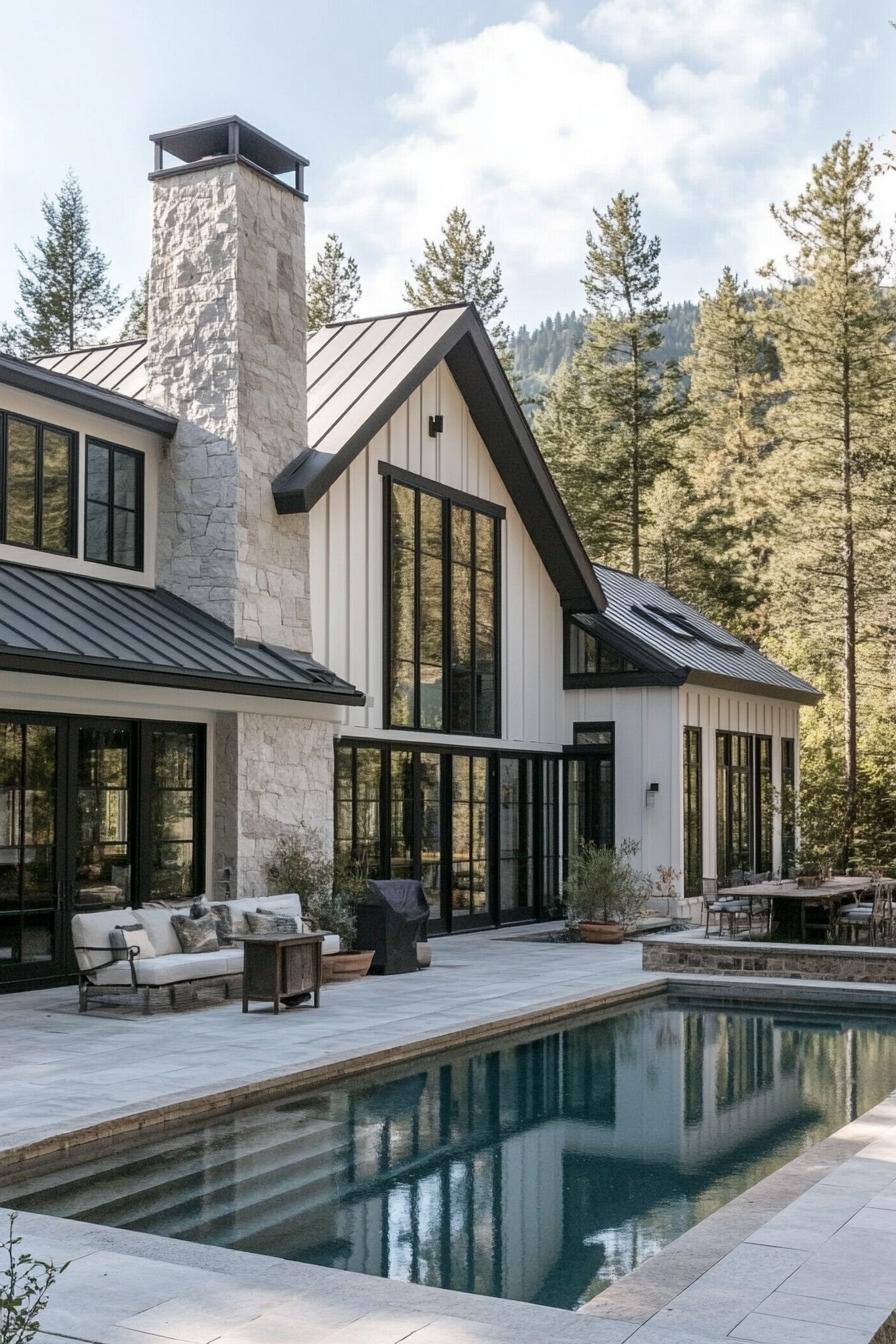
[385,469,501,737]
[1,414,75,556]
[85,439,143,570]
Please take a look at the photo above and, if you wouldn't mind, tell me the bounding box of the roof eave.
[683,669,821,706]
[0,650,366,706]
[0,355,177,437]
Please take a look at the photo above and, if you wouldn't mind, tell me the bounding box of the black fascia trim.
[377,462,506,520]
[0,355,177,437]
[683,669,820,706]
[0,650,366,705]
[273,310,470,512]
[564,670,686,691]
[443,322,605,612]
[149,154,308,201]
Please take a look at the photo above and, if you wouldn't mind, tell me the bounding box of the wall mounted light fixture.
[428,414,444,438]
[645,782,659,809]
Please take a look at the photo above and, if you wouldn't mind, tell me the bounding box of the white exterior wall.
[564,684,682,880]
[309,360,565,751]
[680,684,801,884]
[0,384,161,587]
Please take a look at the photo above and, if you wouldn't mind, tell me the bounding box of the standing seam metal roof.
[0,562,363,704]
[580,565,819,703]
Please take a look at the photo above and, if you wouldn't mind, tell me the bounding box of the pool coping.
[1,977,666,1172]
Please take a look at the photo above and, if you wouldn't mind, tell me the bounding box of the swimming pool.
[6,995,896,1310]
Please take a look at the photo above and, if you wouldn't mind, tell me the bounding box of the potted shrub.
[267,827,373,980]
[565,838,651,944]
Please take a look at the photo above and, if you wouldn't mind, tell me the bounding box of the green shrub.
[266,825,368,949]
[564,839,652,931]
[1,1214,68,1344]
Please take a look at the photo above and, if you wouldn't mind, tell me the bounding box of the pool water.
[6,995,896,1310]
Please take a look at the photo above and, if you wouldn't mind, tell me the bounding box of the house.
[0,116,819,990]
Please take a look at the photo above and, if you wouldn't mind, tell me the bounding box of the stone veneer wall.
[213,712,335,901]
[644,938,896,983]
[146,160,311,652]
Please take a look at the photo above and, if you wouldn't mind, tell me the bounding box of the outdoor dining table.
[716,879,884,942]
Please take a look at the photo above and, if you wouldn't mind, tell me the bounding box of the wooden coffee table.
[235,932,324,1014]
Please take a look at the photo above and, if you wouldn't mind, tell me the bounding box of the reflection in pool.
[6,996,896,1309]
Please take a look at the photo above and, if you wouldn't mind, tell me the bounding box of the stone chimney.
[145,116,312,652]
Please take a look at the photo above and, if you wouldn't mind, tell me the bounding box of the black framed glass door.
[0,716,63,982]
[70,720,135,913]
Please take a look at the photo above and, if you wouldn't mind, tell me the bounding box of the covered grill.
[355,879,429,975]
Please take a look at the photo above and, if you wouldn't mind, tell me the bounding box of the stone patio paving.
[5,927,896,1342]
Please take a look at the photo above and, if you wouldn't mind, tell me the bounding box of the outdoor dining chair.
[836,884,892,945]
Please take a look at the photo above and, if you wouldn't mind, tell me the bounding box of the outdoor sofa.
[72,893,340,1012]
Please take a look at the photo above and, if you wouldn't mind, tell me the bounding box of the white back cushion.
[72,909,137,971]
[134,907,183,957]
[257,893,303,921]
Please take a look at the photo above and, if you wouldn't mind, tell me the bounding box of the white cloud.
[524,2,559,31]
[581,0,821,75]
[311,13,825,322]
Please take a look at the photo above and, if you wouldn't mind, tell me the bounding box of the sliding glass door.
[0,717,62,982]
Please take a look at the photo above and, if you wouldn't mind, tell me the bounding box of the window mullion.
[443,499,452,732]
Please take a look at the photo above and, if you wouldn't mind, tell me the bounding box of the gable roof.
[2,347,175,436]
[0,561,363,705]
[574,565,819,704]
[273,305,606,612]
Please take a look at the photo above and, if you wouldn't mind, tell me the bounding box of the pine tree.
[676,268,778,635]
[762,136,896,867]
[403,207,512,368]
[120,273,148,339]
[306,234,361,332]
[537,192,678,573]
[0,171,121,356]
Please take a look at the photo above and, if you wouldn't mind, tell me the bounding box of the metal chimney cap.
[150,116,309,198]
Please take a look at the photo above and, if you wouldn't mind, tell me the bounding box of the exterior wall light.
[645,782,659,809]
[428,414,444,437]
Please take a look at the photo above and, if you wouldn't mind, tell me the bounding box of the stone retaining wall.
[643,937,896,983]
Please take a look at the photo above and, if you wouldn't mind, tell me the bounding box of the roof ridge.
[319,301,471,330]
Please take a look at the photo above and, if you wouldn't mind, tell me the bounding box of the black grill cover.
[355,879,429,975]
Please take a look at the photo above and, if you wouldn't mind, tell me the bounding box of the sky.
[0,0,893,330]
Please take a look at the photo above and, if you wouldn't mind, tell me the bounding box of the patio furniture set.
[705,873,896,944]
[72,880,430,1014]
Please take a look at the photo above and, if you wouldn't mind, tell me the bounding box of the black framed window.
[716,732,753,880]
[781,738,796,875]
[755,736,773,874]
[85,439,143,569]
[683,727,702,898]
[564,615,640,684]
[385,471,501,737]
[1,413,76,556]
[147,726,203,901]
[565,724,615,863]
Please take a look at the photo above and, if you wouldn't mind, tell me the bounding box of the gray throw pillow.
[209,903,235,946]
[246,910,299,935]
[170,912,219,954]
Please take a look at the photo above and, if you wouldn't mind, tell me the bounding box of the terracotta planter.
[322,950,374,983]
[579,920,625,945]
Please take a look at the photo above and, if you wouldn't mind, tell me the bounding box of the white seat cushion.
[90,949,236,987]
[72,909,138,971]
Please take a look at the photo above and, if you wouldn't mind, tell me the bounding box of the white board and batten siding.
[680,685,801,882]
[564,685,682,884]
[309,360,565,750]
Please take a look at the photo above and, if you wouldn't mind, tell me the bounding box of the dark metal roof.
[577,565,820,704]
[0,350,175,437]
[0,562,363,705]
[31,340,148,401]
[273,304,606,612]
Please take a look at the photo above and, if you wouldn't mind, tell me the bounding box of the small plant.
[655,864,681,913]
[564,838,652,932]
[267,826,369,949]
[1,1214,68,1344]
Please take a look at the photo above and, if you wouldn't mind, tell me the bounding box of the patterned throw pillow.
[245,910,299,935]
[208,903,235,946]
[170,912,220,954]
[109,924,156,961]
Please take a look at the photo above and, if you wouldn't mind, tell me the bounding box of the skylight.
[632,603,744,654]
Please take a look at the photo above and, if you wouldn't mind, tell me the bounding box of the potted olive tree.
[564,838,651,943]
[267,826,373,980]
